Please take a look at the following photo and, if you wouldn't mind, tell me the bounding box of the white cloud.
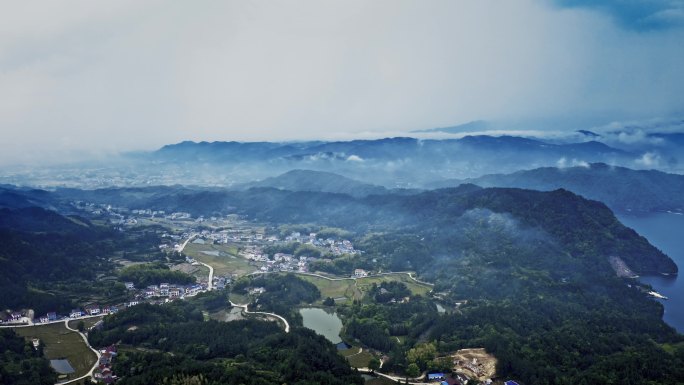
[635,152,661,167]
[0,0,683,165]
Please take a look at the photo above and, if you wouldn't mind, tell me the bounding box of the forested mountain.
[0,205,160,314]
[154,136,630,164]
[88,300,362,385]
[48,184,675,275]
[139,136,638,186]
[236,169,388,197]
[429,163,684,212]
[3,183,682,384]
[0,329,56,385]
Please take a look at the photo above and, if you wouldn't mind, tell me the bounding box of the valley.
[2,182,683,385]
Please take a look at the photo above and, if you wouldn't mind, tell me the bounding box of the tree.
[77,320,85,332]
[406,363,420,378]
[323,297,335,306]
[406,342,437,370]
[368,357,381,372]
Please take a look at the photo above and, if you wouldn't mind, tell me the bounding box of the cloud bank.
[0,0,682,165]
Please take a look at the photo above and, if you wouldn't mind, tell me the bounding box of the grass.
[184,243,255,276]
[298,272,432,304]
[298,276,360,302]
[339,346,375,368]
[356,274,432,296]
[365,377,398,385]
[15,323,96,381]
[67,316,104,331]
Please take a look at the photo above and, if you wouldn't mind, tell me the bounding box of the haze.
[0,0,683,166]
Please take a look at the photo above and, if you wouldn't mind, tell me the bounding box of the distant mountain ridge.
[154,135,630,163]
[147,135,636,187]
[430,163,684,213]
[236,169,388,197]
[9,181,673,275]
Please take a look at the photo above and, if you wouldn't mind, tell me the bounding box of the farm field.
[15,323,96,382]
[299,272,432,304]
[184,243,255,276]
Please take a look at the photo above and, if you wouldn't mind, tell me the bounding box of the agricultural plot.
[299,273,432,304]
[184,243,255,276]
[15,323,96,381]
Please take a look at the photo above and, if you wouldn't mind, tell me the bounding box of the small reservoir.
[50,359,75,374]
[299,307,343,344]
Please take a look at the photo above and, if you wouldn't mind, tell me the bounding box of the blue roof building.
[505,381,520,385]
[428,373,446,380]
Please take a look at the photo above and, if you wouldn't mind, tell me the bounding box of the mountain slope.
[429,163,684,212]
[236,169,388,197]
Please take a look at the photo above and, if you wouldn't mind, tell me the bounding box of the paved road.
[178,233,198,253]
[0,314,104,329]
[178,234,214,290]
[198,261,214,291]
[60,319,102,385]
[357,368,431,385]
[252,270,434,287]
[229,301,290,333]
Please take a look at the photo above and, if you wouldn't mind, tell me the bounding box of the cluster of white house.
[142,282,207,299]
[285,232,360,256]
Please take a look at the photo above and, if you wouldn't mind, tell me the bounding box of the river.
[617,212,684,333]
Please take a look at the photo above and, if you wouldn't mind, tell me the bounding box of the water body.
[299,307,343,344]
[617,212,684,333]
[50,359,75,374]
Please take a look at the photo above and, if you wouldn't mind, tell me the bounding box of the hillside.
[36,184,677,276]
[429,163,684,212]
[142,136,638,187]
[3,185,683,384]
[236,169,388,197]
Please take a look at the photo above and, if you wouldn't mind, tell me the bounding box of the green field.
[340,346,375,368]
[184,243,255,276]
[67,316,104,331]
[365,377,397,385]
[298,273,432,304]
[15,323,96,381]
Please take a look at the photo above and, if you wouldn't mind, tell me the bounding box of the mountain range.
[429,163,684,213]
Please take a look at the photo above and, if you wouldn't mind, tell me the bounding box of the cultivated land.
[340,346,375,368]
[299,273,433,304]
[183,243,254,276]
[15,323,97,381]
[67,315,104,331]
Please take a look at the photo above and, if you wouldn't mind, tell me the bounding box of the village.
[2,201,364,326]
[0,201,515,385]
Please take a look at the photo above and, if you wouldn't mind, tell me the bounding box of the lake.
[617,212,684,333]
[299,307,343,344]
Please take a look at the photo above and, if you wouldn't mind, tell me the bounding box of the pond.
[299,307,343,344]
[50,359,75,374]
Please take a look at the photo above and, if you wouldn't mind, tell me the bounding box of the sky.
[0,0,683,165]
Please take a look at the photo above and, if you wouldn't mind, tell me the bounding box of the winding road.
[59,319,101,385]
[229,301,290,333]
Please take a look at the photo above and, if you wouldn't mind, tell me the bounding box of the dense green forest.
[118,262,196,287]
[3,185,683,384]
[0,329,56,385]
[89,298,362,385]
[232,273,320,324]
[431,162,684,213]
[0,207,164,314]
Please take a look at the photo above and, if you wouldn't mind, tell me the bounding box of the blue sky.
[0,0,682,165]
[553,0,684,30]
